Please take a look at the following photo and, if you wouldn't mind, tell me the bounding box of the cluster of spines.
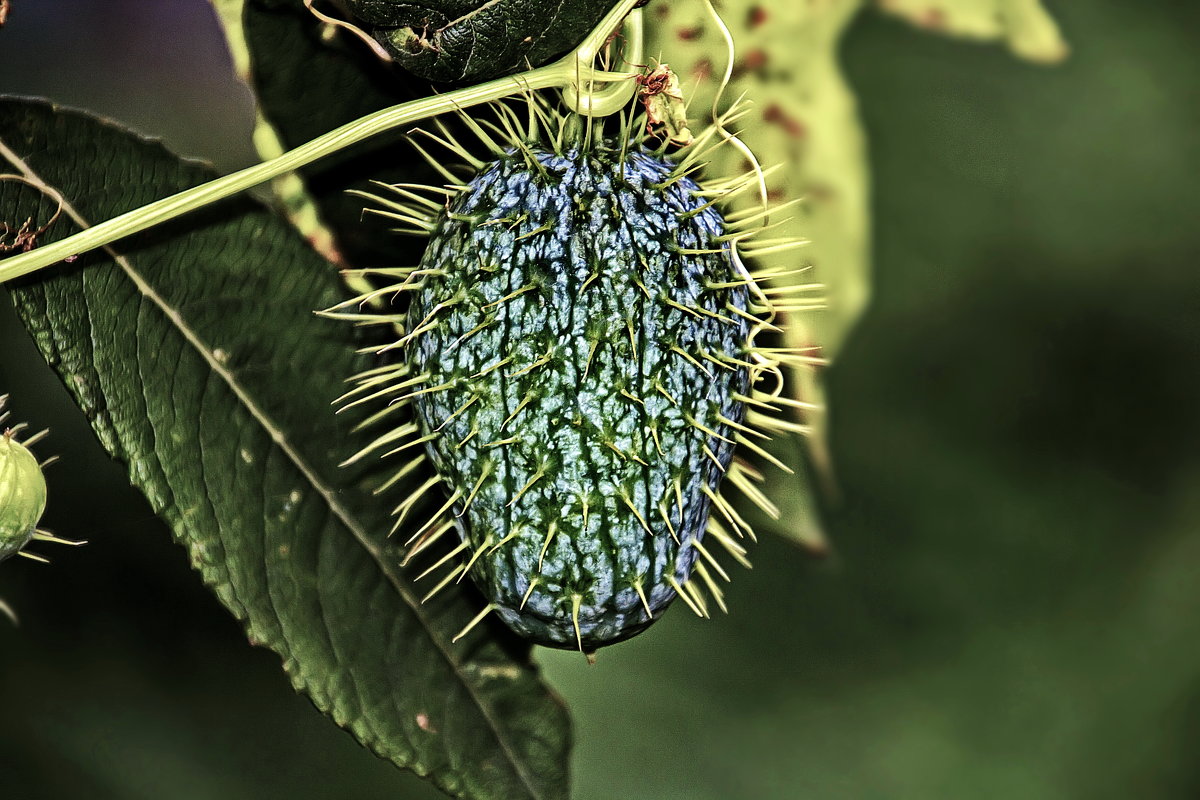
[323,89,823,650]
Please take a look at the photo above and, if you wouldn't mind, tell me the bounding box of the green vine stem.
[0,0,643,284]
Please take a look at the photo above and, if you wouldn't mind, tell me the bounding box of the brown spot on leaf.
[677,25,703,41]
[748,5,768,29]
[743,48,768,71]
[732,48,768,80]
[763,104,806,139]
[920,7,947,29]
[804,181,837,202]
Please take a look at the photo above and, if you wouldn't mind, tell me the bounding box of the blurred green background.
[2,2,1198,798]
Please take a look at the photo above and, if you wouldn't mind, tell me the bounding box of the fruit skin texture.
[0,433,47,562]
[409,145,749,649]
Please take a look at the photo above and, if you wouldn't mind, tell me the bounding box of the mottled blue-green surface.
[409,147,749,648]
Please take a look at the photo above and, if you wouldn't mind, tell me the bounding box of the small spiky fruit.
[330,92,820,652]
[0,429,46,563]
[0,396,80,574]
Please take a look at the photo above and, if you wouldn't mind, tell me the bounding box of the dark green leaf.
[346,0,615,82]
[0,98,569,800]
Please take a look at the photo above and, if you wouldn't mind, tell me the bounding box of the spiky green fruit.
[404,146,749,649]
[331,91,815,652]
[0,430,47,563]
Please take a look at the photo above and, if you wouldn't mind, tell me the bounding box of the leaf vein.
[0,134,546,800]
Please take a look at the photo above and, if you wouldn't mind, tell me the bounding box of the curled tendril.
[0,174,64,254]
[561,6,643,118]
[302,0,395,63]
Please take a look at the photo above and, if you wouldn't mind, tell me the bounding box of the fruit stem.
[0,0,643,285]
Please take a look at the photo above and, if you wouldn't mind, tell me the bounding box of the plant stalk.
[0,0,643,284]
